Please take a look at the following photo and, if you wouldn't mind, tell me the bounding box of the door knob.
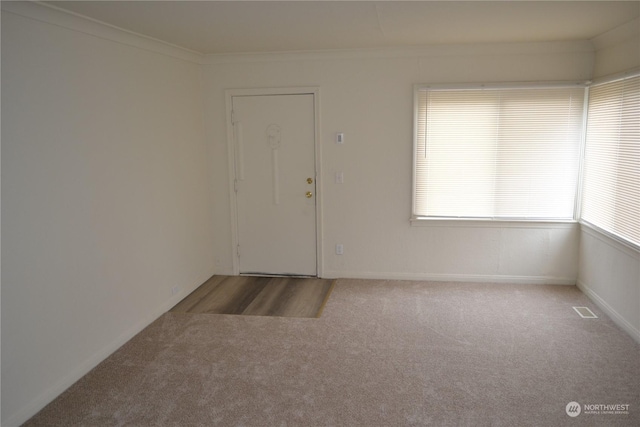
[306,191,313,198]
[307,177,313,184]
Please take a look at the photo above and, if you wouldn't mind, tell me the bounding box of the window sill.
[410,217,578,229]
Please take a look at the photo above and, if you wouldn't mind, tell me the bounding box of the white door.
[232,94,317,276]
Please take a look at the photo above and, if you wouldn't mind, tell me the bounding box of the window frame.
[411,81,589,226]
[578,70,640,252]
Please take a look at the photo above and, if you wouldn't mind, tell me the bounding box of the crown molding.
[2,1,204,64]
[202,40,594,65]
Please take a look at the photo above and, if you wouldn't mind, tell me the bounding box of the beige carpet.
[24,280,640,426]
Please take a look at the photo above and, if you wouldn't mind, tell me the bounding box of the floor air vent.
[573,306,598,319]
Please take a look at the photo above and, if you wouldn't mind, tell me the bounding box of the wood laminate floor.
[171,275,336,318]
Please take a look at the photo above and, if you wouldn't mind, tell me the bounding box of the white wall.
[577,19,640,343]
[1,4,214,425]
[591,17,640,79]
[578,228,640,342]
[204,42,593,283]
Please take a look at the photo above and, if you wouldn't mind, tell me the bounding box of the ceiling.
[44,1,640,55]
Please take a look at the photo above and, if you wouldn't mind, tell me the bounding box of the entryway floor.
[171,275,335,318]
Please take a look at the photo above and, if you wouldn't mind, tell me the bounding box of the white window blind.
[413,86,585,219]
[581,75,640,248]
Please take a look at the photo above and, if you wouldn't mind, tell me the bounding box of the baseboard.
[321,271,576,285]
[4,271,213,427]
[577,279,640,345]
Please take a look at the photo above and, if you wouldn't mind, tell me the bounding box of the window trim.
[410,217,578,229]
[412,81,589,223]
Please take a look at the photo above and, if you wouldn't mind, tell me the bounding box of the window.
[413,85,586,220]
[581,74,640,248]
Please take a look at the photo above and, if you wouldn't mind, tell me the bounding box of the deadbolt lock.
[307,177,313,184]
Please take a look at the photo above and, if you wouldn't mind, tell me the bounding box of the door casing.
[225,87,323,277]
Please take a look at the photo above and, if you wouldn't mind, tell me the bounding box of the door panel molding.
[225,87,322,277]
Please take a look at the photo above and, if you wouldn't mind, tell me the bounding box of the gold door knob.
[307,177,313,184]
[306,191,313,198]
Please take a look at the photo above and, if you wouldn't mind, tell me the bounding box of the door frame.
[225,87,323,277]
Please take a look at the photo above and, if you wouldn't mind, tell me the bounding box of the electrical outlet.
[336,244,344,255]
[171,286,182,295]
